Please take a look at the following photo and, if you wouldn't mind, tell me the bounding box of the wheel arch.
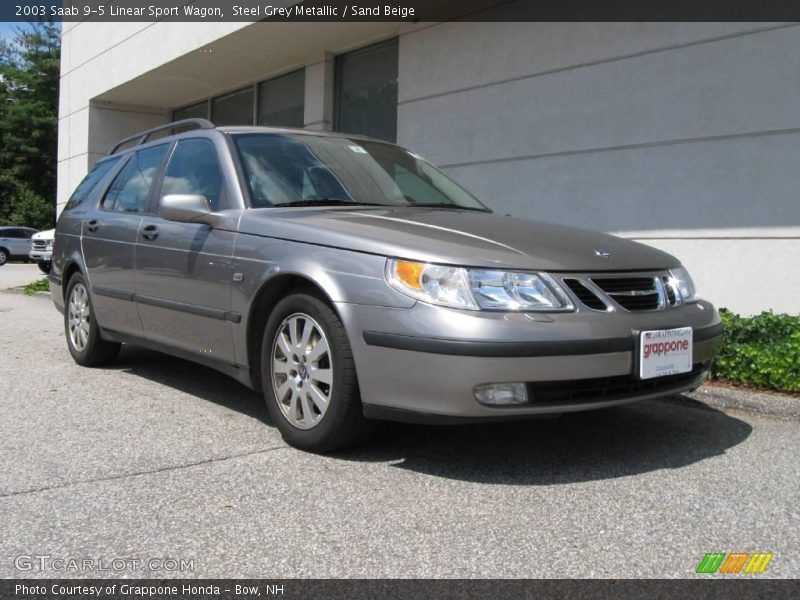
[61,259,84,299]
[246,272,339,392]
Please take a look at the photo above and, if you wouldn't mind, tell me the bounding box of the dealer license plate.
[639,327,693,379]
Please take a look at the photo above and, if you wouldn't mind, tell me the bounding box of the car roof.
[106,120,397,159]
[216,125,392,146]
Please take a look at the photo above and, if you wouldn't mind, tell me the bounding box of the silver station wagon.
[51,119,722,451]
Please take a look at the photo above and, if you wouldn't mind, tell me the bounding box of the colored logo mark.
[696,552,773,574]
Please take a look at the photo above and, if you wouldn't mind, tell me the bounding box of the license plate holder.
[639,327,693,379]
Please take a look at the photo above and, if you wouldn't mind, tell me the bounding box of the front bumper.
[337,299,722,422]
[29,251,51,261]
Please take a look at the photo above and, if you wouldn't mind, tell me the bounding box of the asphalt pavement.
[0,263,44,290]
[0,290,798,578]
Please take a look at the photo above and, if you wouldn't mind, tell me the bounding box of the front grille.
[591,276,661,311]
[527,362,709,405]
[563,278,607,311]
[32,240,47,250]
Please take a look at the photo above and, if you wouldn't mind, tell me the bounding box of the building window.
[212,87,255,126]
[173,101,209,122]
[258,69,305,127]
[334,38,398,142]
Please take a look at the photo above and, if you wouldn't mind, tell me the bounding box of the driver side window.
[160,138,227,211]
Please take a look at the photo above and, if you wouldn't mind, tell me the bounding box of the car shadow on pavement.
[112,346,269,422]
[335,397,754,485]
[112,346,753,486]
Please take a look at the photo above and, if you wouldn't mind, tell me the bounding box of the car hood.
[237,207,680,271]
[32,229,55,240]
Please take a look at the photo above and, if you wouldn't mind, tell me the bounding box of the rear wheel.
[261,293,375,452]
[0,249,8,266]
[64,272,121,367]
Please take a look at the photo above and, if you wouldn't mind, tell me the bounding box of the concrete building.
[57,17,800,315]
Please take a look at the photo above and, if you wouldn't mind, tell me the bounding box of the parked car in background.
[50,119,722,452]
[0,226,37,266]
[29,229,54,274]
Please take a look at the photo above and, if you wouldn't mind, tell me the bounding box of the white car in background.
[29,229,54,274]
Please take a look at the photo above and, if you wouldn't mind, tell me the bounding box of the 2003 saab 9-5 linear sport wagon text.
[50,119,722,451]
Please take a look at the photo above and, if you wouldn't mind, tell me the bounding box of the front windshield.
[232,133,489,211]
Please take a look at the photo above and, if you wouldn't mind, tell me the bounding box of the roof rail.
[107,118,215,155]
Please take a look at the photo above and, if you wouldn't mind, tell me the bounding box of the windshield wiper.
[409,203,490,212]
[271,198,385,208]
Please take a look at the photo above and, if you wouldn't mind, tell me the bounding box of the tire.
[261,292,375,452]
[38,261,51,274]
[0,249,8,266]
[64,272,121,367]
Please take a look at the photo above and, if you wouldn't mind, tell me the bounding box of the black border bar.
[5,0,800,22]
[3,579,798,599]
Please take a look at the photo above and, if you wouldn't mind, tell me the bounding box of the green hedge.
[711,309,800,393]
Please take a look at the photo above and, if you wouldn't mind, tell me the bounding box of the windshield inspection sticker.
[349,145,367,154]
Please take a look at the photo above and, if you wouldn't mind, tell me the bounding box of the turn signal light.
[393,260,425,290]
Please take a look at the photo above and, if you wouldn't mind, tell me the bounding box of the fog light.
[474,382,528,406]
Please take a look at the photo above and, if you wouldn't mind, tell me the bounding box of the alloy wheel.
[68,282,91,351]
[271,313,333,430]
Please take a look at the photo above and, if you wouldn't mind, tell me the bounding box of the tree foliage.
[0,21,60,229]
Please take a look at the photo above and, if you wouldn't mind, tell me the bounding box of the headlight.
[385,259,572,311]
[669,266,698,302]
[385,259,476,309]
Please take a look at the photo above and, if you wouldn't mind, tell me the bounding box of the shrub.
[23,278,49,295]
[711,309,800,394]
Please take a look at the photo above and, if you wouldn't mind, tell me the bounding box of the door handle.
[86,220,99,233]
[141,224,159,241]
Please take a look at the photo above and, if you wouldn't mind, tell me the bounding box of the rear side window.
[101,145,169,214]
[63,158,120,211]
[161,138,227,211]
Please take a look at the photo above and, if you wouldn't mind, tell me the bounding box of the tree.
[0,21,60,229]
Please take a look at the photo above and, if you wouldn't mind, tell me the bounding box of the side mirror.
[159,194,219,227]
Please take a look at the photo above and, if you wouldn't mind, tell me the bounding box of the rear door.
[81,144,169,335]
[135,137,237,363]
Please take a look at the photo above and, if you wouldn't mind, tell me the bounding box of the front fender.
[229,234,415,375]
[231,234,414,309]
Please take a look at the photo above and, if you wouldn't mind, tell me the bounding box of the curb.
[688,384,800,420]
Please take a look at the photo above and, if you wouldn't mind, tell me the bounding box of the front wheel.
[38,261,51,274]
[0,249,8,266]
[64,273,121,367]
[261,293,375,452]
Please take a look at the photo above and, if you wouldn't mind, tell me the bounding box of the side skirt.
[99,328,256,390]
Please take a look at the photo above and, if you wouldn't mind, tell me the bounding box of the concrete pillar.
[57,102,167,216]
[88,102,168,158]
[303,53,334,131]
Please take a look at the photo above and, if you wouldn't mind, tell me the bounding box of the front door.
[135,137,237,364]
[81,145,169,335]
